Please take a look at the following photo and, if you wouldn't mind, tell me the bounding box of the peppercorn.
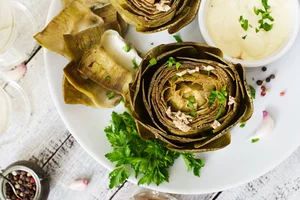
[261,91,266,96]
[266,77,271,82]
[270,74,275,79]
[261,86,266,91]
[262,67,267,71]
[256,80,263,85]
[29,178,35,183]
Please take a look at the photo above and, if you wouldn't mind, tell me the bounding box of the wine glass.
[0,0,36,145]
[0,0,37,70]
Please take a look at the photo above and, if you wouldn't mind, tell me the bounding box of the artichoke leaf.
[168,133,231,153]
[63,75,96,107]
[61,0,109,8]
[34,0,103,58]
[77,45,133,97]
[64,62,122,108]
[64,26,108,62]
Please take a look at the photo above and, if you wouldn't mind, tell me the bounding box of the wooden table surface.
[2,0,300,199]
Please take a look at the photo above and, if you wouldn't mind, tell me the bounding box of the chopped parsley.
[254,0,274,32]
[132,59,139,69]
[149,58,157,66]
[249,85,256,99]
[187,96,196,108]
[240,122,246,128]
[123,45,131,52]
[239,16,249,31]
[105,76,111,81]
[208,85,228,106]
[189,110,196,117]
[151,42,154,45]
[173,35,183,42]
[251,138,259,143]
[168,57,181,70]
[106,91,115,99]
[175,62,181,70]
[242,35,247,40]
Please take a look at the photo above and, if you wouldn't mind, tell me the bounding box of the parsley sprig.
[105,112,205,188]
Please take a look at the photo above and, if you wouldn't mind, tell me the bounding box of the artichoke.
[110,0,201,34]
[129,42,254,152]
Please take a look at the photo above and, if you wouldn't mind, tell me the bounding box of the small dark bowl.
[0,160,50,200]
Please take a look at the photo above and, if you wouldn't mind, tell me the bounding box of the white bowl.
[198,0,300,68]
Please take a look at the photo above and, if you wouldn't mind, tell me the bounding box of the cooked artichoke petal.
[64,62,122,108]
[167,133,231,153]
[64,26,108,61]
[61,0,109,8]
[77,45,133,97]
[63,75,96,107]
[34,0,103,58]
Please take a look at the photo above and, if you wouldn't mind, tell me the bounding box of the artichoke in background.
[129,42,254,152]
[110,0,201,34]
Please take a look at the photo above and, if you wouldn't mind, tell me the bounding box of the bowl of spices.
[0,161,50,200]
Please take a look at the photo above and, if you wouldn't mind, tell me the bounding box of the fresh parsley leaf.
[255,28,260,33]
[251,138,260,143]
[189,110,196,117]
[108,166,130,189]
[262,0,270,10]
[181,153,205,177]
[242,35,247,40]
[132,59,139,69]
[261,22,273,31]
[239,15,244,22]
[105,76,110,81]
[187,100,195,108]
[106,91,115,99]
[208,86,228,106]
[123,45,131,52]
[175,62,181,70]
[241,19,249,31]
[240,122,246,128]
[149,58,157,66]
[173,35,183,42]
[189,96,196,103]
[249,85,256,99]
[105,112,204,189]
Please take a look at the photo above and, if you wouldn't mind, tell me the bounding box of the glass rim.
[0,72,31,146]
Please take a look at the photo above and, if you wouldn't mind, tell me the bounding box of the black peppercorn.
[266,77,271,82]
[256,80,263,85]
[270,74,275,79]
[262,67,267,71]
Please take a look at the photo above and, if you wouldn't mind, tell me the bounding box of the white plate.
[44,0,300,194]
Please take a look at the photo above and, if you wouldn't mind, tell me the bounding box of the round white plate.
[44,0,300,194]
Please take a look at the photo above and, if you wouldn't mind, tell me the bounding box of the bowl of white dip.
[198,0,300,67]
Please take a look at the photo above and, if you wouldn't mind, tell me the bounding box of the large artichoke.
[129,42,254,152]
[110,0,201,34]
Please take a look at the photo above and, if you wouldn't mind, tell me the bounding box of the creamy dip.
[206,0,292,61]
[0,86,12,136]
